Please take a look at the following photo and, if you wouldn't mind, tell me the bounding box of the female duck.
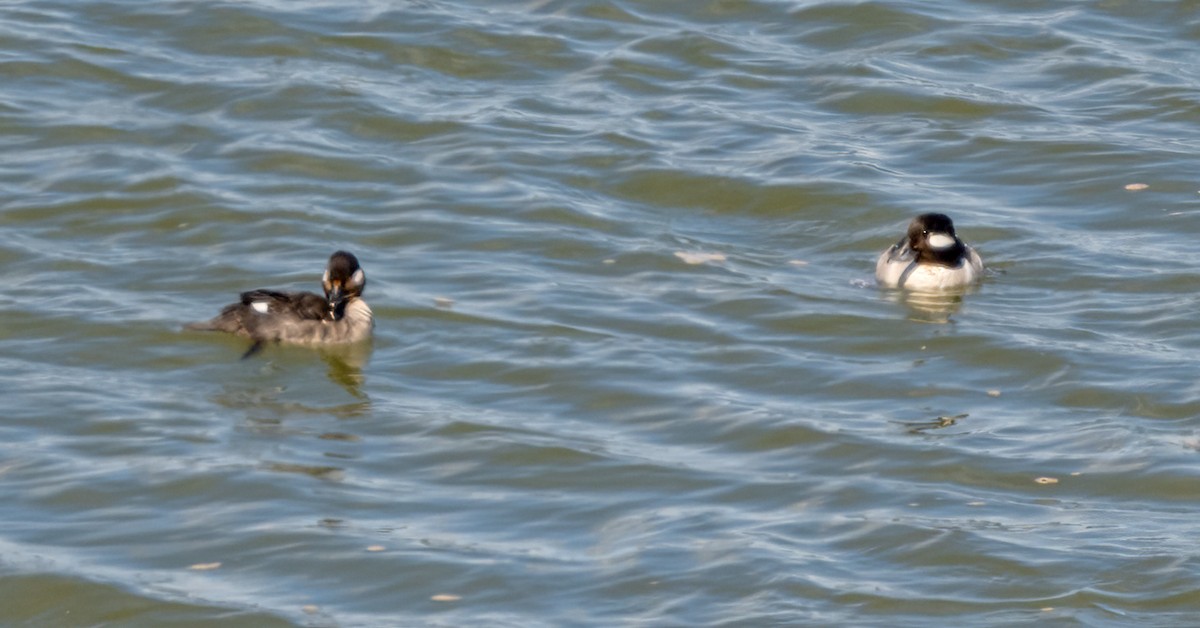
[187,250,373,356]
[875,213,983,290]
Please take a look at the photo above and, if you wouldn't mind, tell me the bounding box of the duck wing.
[882,235,915,264]
[235,290,331,359]
[239,290,329,321]
[186,289,328,336]
[875,237,920,288]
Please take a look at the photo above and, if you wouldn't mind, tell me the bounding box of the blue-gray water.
[3,1,1200,626]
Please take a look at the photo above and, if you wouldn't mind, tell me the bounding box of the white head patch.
[251,301,270,314]
[928,233,956,249]
[349,268,364,287]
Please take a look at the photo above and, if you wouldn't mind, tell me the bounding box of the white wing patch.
[251,301,270,314]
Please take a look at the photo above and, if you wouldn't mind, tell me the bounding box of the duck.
[875,213,983,290]
[187,250,374,357]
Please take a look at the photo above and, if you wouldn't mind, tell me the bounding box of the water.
[2,0,1200,625]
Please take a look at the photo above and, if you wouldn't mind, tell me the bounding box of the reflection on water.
[319,342,372,400]
[199,336,373,409]
[185,328,373,398]
[214,388,373,420]
[880,286,975,323]
[210,343,373,419]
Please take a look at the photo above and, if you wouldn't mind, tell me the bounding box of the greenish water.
[3,1,1200,626]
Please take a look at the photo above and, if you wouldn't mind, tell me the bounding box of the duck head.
[906,213,966,266]
[322,251,366,320]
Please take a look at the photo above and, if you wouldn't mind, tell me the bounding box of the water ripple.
[2,0,1200,625]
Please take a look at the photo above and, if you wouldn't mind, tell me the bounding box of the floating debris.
[967,501,986,507]
[433,296,455,309]
[788,260,809,266]
[1034,477,1059,485]
[431,594,461,602]
[189,562,222,571]
[319,432,360,442]
[894,413,967,433]
[986,389,1001,397]
[935,414,964,427]
[366,545,386,552]
[302,605,320,614]
[1124,183,1149,191]
[602,258,616,265]
[674,251,726,265]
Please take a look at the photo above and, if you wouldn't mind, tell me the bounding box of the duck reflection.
[211,342,373,419]
[319,341,373,400]
[882,286,975,324]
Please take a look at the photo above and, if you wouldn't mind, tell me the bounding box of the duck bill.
[927,233,956,250]
[326,285,345,318]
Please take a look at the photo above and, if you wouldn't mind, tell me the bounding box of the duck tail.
[184,305,246,334]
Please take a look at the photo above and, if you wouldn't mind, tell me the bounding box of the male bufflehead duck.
[875,213,983,290]
[187,250,374,357]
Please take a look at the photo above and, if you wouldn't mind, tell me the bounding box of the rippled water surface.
[3,1,1200,625]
